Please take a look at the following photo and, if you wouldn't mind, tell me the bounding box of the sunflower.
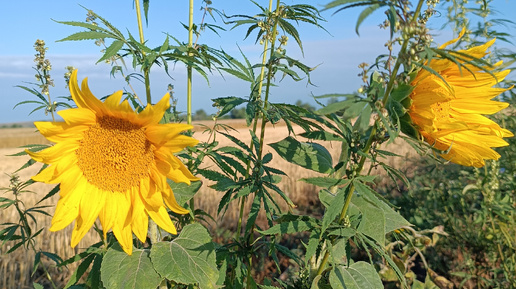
[27,70,198,255]
[407,30,513,167]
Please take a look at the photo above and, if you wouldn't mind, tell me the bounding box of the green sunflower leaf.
[101,245,162,289]
[330,261,383,289]
[167,180,202,206]
[350,195,385,245]
[151,223,219,289]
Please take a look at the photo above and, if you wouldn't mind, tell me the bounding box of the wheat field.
[0,119,416,288]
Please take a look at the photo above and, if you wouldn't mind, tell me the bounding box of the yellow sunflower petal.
[71,185,106,248]
[34,121,89,143]
[112,221,134,255]
[158,135,199,152]
[131,187,149,243]
[49,180,83,231]
[136,93,170,126]
[98,193,118,237]
[146,206,178,235]
[26,141,78,165]
[451,99,509,114]
[156,159,192,184]
[104,90,124,110]
[162,185,190,215]
[32,153,76,184]
[119,99,135,114]
[145,123,194,146]
[459,38,495,59]
[58,108,96,125]
[148,166,189,214]
[439,28,466,49]
[69,70,105,114]
[58,165,84,197]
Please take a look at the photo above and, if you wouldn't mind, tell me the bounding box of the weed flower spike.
[26,70,198,255]
[406,30,513,167]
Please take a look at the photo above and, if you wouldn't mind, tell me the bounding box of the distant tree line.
[191,99,317,121]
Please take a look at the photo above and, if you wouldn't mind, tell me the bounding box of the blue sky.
[1,0,515,124]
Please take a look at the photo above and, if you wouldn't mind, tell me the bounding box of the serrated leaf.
[300,131,345,142]
[301,177,350,188]
[246,193,262,233]
[167,180,202,206]
[269,136,333,174]
[216,259,227,286]
[305,230,321,265]
[353,180,409,233]
[151,223,219,289]
[143,0,150,26]
[330,238,348,264]
[321,187,349,235]
[36,185,60,205]
[101,245,162,289]
[356,4,382,35]
[212,96,247,118]
[88,254,103,289]
[97,40,124,63]
[351,195,385,245]
[259,220,315,235]
[330,261,383,289]
[354,104,372,132]
[317,99,363,116]
[58,31,114,42]
[54,20,108,32]
[8,144,49,156]
[64,254,95,288]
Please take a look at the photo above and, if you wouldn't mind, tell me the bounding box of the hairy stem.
[134,0,152,104]
[187,0,195,218]
[313,0,426,280]
[236,0,276,240]
[187,0,194,126]
[382,0,425,107]
[135,0,158,245]
[256,0,281,163]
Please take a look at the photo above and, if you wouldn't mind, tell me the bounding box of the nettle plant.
[1,0,513,288]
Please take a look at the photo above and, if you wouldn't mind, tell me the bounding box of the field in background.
[0,119,417,288]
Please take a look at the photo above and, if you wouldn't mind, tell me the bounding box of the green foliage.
[101,245,162,289]
[269,136,333,174]
[167,180,203,207]
[4,1,516,289]
[151,224,219,289]
[329,262,383,289]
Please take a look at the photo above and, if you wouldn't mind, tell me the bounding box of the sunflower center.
[430,101,451,122]
[76,116,154,192]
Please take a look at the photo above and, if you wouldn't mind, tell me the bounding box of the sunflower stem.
[314,0,426,280]
[187,0,194,126]
[135,0,159,248]
[256,0,281,164]
[149,219,159,244]
[382,0,425,107]
[187,0,195,219]
[237,0,275,241]
[247,2,280,287]
[135,0,152,104]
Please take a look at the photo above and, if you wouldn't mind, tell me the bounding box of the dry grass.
[0,119,417,288]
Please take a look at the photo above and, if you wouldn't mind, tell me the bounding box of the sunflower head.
[400,29,513,167]
[27,70,199,254]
